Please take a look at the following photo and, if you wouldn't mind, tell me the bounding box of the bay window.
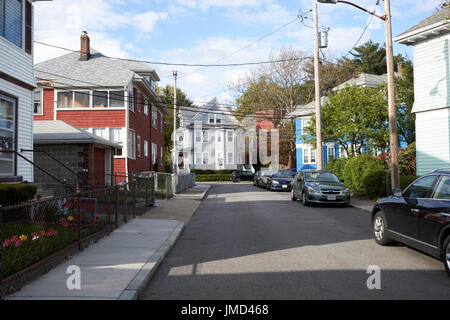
[57,90,125,109]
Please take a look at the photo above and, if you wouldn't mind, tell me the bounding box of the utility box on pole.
[319,31,328,48]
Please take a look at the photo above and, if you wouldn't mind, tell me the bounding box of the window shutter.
[25,0,32,54]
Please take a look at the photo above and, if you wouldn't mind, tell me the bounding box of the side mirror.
[340,179,344,183]
[297,177,302,182]
[392,188,403,197]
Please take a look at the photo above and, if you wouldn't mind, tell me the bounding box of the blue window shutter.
[0,0,4,37]
[296,147,302,170]
[335,144,339,159]
[322,145,327,169]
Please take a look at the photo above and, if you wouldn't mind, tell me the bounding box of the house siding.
[57,109,126,128]
[415,108,450,175]
[34,88,54,120]
[0,37,35,88]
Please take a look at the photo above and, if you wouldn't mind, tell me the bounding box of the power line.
[34,41,310,67]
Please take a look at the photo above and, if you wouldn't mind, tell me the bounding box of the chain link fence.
[0,173,155,298]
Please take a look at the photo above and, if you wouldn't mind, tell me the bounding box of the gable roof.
[34,120,122,148]
[179,98,240,127]
[34,48,159,88]
[395,8,450,44]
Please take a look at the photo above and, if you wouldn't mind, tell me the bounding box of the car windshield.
[305,171,340,183]
[272,170,293,178]
[262,171,270,176]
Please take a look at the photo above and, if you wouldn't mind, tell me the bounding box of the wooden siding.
[0,37,35,87]
[415,108,450,175]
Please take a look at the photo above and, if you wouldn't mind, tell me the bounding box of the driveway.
[141,182,450,299]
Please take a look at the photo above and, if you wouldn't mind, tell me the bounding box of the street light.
[317,0,400,189]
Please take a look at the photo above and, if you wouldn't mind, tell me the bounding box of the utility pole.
[384,0,400,189]
[313,4,323,170]
[173,71,178,174]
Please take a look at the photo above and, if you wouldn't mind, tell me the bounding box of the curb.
[118,221,185,300]
[199,185,212,201]
[349,203,372,213]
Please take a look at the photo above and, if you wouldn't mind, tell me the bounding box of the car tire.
[291,189,297,201]
[442,235,450,277]
[373,211,392,246]
[301,190,309,206]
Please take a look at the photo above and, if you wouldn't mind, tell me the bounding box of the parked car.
[231,171,254,182]
[259,170,272,189]
[371,168,450,277]
[267,170,295,191]
[253,171,262,187]
[290,170,350,206]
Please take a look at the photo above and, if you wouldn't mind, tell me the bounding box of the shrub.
[399,142,416,175]
[362,163,387,199]
[341,155,379,193]
[195,174,231,182]
[0,184,38,206]
[190,169,235,175]
[326,158,347,179]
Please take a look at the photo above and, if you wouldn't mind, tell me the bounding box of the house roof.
[35,49,159,88]
[289,72,392,118]
[179,98,240,127]
[33,120,122,148]
[395,8,450,44]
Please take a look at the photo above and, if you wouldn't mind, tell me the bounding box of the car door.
[389,175,438,238]
[291,172,301,197]
[418,175,450,247]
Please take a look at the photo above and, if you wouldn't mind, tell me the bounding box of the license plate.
[327,195,336,201]
[282,185,288,188]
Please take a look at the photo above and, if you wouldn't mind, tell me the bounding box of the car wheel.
[301,190,309,206]
[291,189,297,201]
[442,235,450,277]
[373,211,392,246]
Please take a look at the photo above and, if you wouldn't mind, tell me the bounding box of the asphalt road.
[141,182,450,300]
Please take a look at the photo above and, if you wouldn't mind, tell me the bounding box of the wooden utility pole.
[384,0,399,189]
[313,4,323,170]
[173,71,178,174]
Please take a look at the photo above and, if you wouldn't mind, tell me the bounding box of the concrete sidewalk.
[349,196,375,213]
[6,184,211,300]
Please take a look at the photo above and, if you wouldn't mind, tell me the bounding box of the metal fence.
[154,173,196,199]
[0,173,155,298]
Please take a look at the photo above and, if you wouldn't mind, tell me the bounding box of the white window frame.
[202,130,208,143]
[227,130,233,143]
[160,146,164,166]
[195,153,202,165]
[152,143,157,164]
[33,89,43,115]
[195,130,202,143]
[128,129,136,159]
[56,89,125,109]
[327,146,335,161]
[227,152,233,164]
[152,106,158,128]
[93,128,108,140]
[303,148,316,164]
[144,140,148,157]
[144,99,148,115]
[137,135,141,157]
[202,153,208,165]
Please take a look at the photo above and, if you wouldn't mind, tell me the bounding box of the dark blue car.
[266,170,295,191]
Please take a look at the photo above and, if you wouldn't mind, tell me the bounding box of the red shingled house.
[33,32,168,182]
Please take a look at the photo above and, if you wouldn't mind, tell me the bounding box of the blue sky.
[34,0,443,105]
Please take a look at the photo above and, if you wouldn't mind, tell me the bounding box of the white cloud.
[131,11,168,33]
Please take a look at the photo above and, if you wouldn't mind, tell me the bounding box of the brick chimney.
[397,62,403,74]
[80,31,90,61]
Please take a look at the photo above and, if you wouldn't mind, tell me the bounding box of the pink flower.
[15,240,23,247]
[3,239,11,247]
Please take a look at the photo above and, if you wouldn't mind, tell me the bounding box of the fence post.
[114,185,119,228]
[0,207,3,296]
[132,175,136,219]
[76,186,81,251]
[145,175,149,208]
[165,176,169,199]
[123,183,128,223]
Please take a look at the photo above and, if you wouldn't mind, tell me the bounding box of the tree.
[438,1,449,9]
[394,58,415,145]
[345,40,387,75]
[156,85,193,166]
[231,48,310,168]
[303,85,389,157]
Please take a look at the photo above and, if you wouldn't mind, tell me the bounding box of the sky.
[33,0,443,106]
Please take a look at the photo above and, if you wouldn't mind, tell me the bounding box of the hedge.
[190,169,235,175]
[0,184,38,206]
[195,174,232,182]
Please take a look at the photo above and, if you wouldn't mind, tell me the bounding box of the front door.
[93,147,105,186]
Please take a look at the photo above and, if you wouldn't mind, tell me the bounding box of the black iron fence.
[0,173,155,298]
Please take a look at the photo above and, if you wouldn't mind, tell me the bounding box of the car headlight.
[272,180,279,184]
[307,186,320,193]
[342,188,350,194]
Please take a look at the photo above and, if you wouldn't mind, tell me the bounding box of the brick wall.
[34,89,54,121]
[57,109,126,128]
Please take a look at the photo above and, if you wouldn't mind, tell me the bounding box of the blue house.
[290,72,401,171]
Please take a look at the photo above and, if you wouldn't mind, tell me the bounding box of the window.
[129,90,135,112]
[195,130,201,142]
[227,152,233,164]
[74,91,89,108]
[57,91,73,108]
[93,128,107,139]
[433,176,450,200]
[128,129,136,159]
[404,175,438,199]
[303,149,309,164]
[216,117,221,124]
[136,92,141,112]
[144,100,148,115]
[1,0,22,48]
[160,146,163,166]
[25,0,31,53]
[144,140,148,157]
[152,106,157,128]
[327,147,335,160]
[202,153,208,165]
[110,128,122,143]
[303,149,316,164]
[33,89,42,114]
[202,130,208,142]
[195,153,201,165]
[227,130,233,142]
[93,90,107,108]
[152,143,157,164]
[109,90,125,108]
[310,149,316,163]
[137,135,141,157]
[209,115,214,123]
[217,133,221,142]
[178,135,183,142]
[0,93,15,176]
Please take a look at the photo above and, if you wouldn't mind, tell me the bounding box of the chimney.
[397,62,403,74]
[80,31,90,61]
